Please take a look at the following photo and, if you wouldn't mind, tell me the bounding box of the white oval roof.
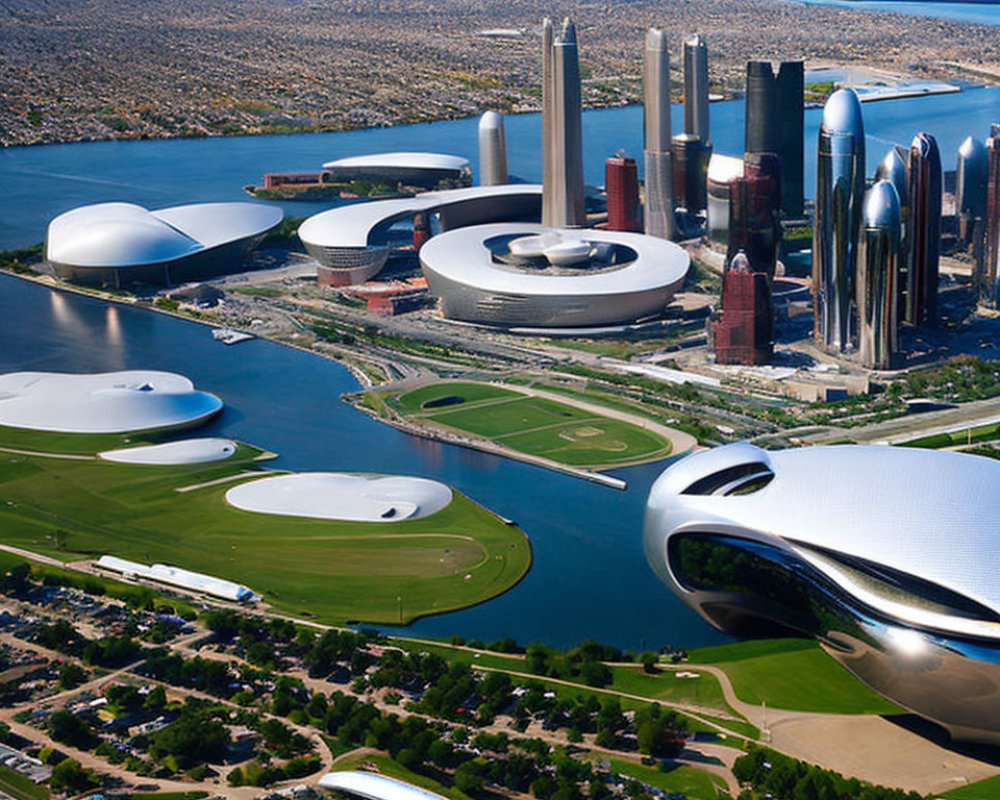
[99,438,237,465]
[318,772,448,800]
[421,223,689,296]
[299,184,542,249]
[322,152,469,171]
[0,370,222,433]
[647,444,1000,631]
[225,472,453,522]
[46,202,282,268]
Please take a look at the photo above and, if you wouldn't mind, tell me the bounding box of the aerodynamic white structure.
[297,184,543,285]
[45,202,282,287]
[96,556,255,603]
[98,438,237,465]
[644,442,1000,744]
[420,223,689,328]
[0,370,222,434]
[321,152,471,188]
[318,771,447,800]
[225,473,453,522]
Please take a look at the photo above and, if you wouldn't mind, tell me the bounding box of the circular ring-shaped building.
[420,223,689,328]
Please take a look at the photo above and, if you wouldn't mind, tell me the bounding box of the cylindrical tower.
[644,28,675,239]
[957,135,987,248]
[986,125,1000,305]
[745,61,778,156]
[813,89,865,352]
[857,180,901,370]
[478,111,508,187]
[905,132,942,325]
[776,61,804,219]
[605,155,640,232]
[683,34,709,143]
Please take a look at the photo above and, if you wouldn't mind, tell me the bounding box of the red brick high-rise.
[605,156,640,232]
[712,251,774,365]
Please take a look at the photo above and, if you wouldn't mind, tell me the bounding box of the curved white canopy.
[99,438,237,465]
[318,772,448,800]
[322,152,469,171]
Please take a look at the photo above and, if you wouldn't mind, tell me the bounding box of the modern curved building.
[319,772,447,800]
[321,152,471,190]
[420,222,689,328]
[0,370,222,434]
[298,184,543,285]
[45,202,282,288]
[644,442,1000,744]
[856,180,901,370]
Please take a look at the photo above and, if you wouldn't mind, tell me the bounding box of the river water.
[2,88,1000,648]
[797,0,1000,26]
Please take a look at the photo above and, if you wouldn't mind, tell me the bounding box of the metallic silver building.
[541,18,585,228]
[643,28,676,239]
[682,34,709,143]
[904,132,942,325]
[813,89,865,352]
[645,442,1000,745]
[956,135,987,247]
[857,181,901,370]
[478,112,508,187]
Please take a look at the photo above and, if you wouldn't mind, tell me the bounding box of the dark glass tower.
[857,180,901,370]
[986,125,1000,305]
[904,132,942,325]
[727,152,781,279]
[683,34,709,143]
[813,89,865,352]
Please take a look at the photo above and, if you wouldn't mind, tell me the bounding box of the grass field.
[0,427,530,625]
[611,665,731,713]
[387,382,673,468]
[942,774,1000,799]
[330,751,475,800]
[689,639,903,715]
[0,765,49,800]
[605,758,727,799]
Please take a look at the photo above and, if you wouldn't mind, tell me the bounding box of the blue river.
[797,0,1000,25]
[1,88,1000,649]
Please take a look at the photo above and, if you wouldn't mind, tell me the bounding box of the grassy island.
[0,426,530,625]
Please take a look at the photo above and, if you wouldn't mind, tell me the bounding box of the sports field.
[390,382,674,468]
[0,425,530,625]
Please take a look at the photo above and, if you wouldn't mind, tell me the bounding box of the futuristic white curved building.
[319,771,447,800]
[0,370,222,434]
[321,152,471,190]
[96,556,254,602]
[225,473,453,522]
[298,184,543,285]
[45,202,282,287]
[98,438,237,465]
[420,223,689,328]
[644,442,1000,744]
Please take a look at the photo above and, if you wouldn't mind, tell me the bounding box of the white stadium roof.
[0,370,222,434]
[298,183,542,250]
[96,555,255,602]
[98,438,237,465]
[321,152,469,172]
[46,202,282,268]
[225,472,453,522]
[318,771,448,800]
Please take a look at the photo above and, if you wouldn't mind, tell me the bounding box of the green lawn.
[388,382,672,468]
[0,431,530,626]
[606,758,727,799]
[611,665,731,713]
[942,774,1000,799]
[689,639,903,715]
[0,765,48,800]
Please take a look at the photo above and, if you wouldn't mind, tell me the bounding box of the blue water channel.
[796,0,1000,26]
[2,87,1000,648]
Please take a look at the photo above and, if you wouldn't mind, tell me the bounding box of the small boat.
[212,328,255,345]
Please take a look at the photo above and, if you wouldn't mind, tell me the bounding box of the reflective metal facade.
[682,34,709,143]
[644,442,1000,745]
[478,112,508,187]
[904,132,942,325]
[541,18,585,228]
[643,28,676,239]
[813,89,865,352]
[857,180,901,370]
[986,125,1000,304]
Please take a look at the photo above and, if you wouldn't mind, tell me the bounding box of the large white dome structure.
[45,201,282,287]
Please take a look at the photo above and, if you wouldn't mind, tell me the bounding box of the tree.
[49,710,96,749]
[639,652,659,673]
[144,685,167,711]
[454,762,484,795]
[58,662,87,690]
[50,759,98,794]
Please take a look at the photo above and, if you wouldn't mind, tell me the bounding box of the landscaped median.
[0,424,530,625]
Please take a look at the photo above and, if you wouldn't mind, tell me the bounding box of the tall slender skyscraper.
[875,146,909,314]
[985,125,1000,305]
[744,60,804,219]
[904,132,942,325]
[683,34,709,143]
[643,28,675,239]
[541,18,585,228]
[478,111,507,187]
[857,180,901,370]
[813,89,865,352]
[956,135,987,246]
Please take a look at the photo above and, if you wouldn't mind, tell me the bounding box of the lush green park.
[689,638,903,715]
[606,758,727,799]
[385,382,674,468]
[942,774,1000,799]
[0,425,530,625]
